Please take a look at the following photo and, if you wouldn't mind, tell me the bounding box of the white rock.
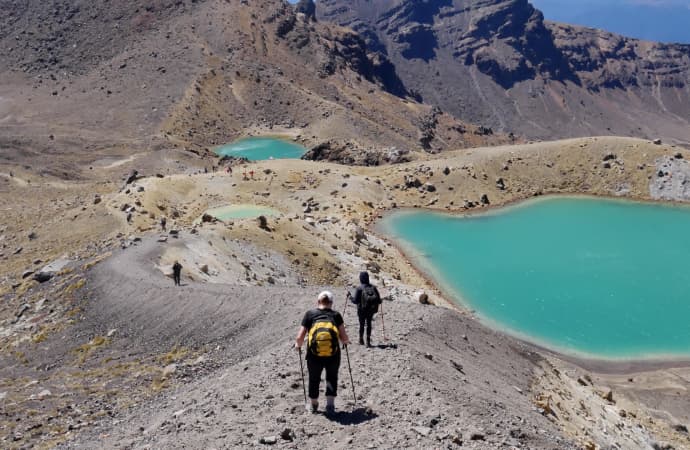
[37,389,52,399]
[163,364,177,378]
[412,426,432,437]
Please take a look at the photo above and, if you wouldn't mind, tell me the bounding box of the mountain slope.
[317,0,690,145]
[0,0,509,175]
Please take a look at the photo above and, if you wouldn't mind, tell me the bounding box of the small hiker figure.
[242,169,248,180]
[172,260,182,286]
[295,291,350,416]
[351,271,382,347]
[249,170,255,180]
[204,167,208,174]
[160,216,167,231]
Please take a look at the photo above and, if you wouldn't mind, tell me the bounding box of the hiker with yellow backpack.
[295,291,350,416]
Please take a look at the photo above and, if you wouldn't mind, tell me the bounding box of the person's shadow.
[327,407,378,425]
[375,343,397,350]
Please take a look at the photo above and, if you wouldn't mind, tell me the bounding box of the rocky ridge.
[318,0,690,144]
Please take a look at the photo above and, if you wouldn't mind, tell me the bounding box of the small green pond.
[201,205,280,221]
[215,137,306,161]
[381,196,690,360]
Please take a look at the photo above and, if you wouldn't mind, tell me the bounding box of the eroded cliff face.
[318,0,690,144]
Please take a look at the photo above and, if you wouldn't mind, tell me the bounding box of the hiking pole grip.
[344,344,357,408]
[298,347,307,404]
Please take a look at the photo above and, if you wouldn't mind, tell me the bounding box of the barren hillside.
[0,0,509,181]
[318,0,690,145]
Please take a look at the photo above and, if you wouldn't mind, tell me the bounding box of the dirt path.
[55,236,576,449]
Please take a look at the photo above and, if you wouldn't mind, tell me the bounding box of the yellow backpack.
[307,314,339,357]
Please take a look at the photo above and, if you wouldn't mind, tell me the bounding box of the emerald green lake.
[381,197,690,360]
[216,137,305,161]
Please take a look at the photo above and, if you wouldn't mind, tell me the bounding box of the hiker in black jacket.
[172,261,182,286]
[351,271,381,347]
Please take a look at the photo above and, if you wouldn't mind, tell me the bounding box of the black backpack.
[360,285,380,313]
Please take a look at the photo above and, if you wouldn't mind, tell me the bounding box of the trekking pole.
[344,290,351,318]
[344,344,357,408]
[380,300,389,342]
[297,347,307,404]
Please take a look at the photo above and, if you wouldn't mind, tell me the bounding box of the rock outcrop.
[318,0,690,144]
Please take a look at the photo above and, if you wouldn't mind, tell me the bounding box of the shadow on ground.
[328,407,378,425]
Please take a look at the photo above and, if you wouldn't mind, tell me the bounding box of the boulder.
[280,428,295,441]
[16,304,30,319]
[33,258,71,283]
[21,270,35,279]
[259,436,277,445]
[468,430,485,441]
[125,170,139,184]
[496,178,505,190]
[201,213,214,223]
[33,272,53,283]
[415,291,430,304]
[599,389,613,402]
[480,194,490,205]
[404,175,422,189]
[423,182,436,192]
[672,424,688,433]
[653,139,662,145]
[353,226,367,242]
[257,215,270,231]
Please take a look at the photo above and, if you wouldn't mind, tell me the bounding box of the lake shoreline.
[375,193,690,374]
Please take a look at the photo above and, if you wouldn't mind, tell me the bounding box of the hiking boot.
[358,337,364,345]
[306,403,318,414]
[325,404,336,416]
[367,338,372,348]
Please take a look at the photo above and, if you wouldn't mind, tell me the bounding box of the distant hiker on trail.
[249,170,255,180]
[295,291,350,415]
[351,271,382,347]
[172,260,182,286]
[160,216,167,231]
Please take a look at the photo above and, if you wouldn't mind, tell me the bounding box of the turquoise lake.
[381,197,690,360]
[215,137,305,161]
